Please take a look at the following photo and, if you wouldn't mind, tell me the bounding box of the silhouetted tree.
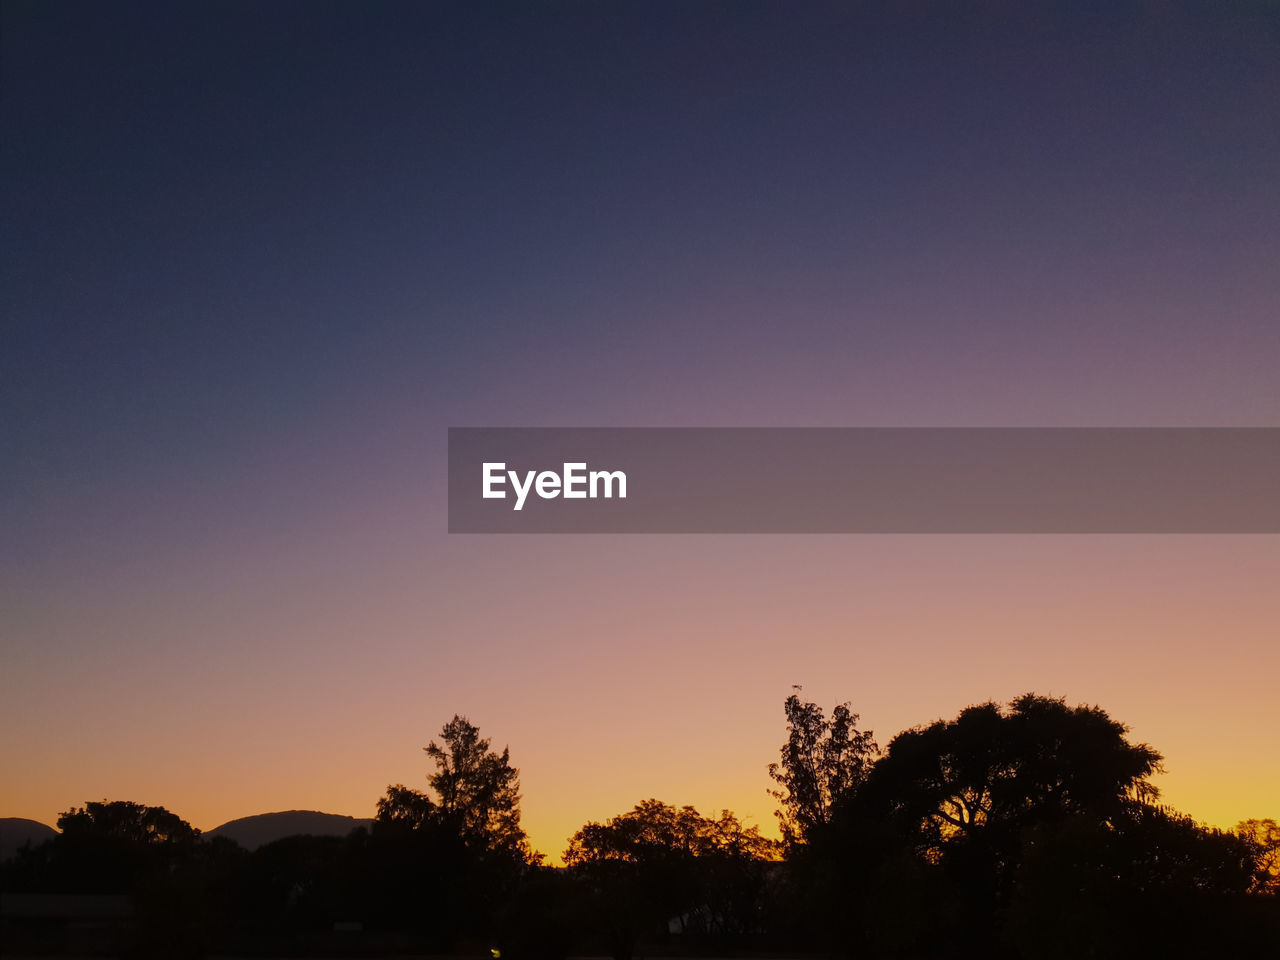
[3,801,227,957]
[1008,804,1269,958]
[861,694,1161,856]
[425,714,531,858]
[853,695,1164,951]
[565,800,779,959]
[375,783,438,830]
[567,799,777,864]
[364,716,537,951]
[58,800,199,846]
[23,801,202,893]
[768,688,877,846]
[1236,818,1280,894]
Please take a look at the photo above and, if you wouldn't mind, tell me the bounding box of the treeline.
[3,693,1278,958]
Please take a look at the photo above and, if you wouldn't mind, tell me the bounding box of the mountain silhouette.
[0,817,57,861]
[207,810,373,850]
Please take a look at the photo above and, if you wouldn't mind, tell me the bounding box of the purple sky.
[2,2,1277,855]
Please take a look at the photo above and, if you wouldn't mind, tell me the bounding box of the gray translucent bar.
[447,428,1280,533]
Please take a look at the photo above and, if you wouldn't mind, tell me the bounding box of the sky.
[2,1,1278,860]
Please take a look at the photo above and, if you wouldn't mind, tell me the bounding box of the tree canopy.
[57,800,199,846]
[1236,818,1280,894]
[860,693,1162,854]
[565,799,778,865]
[564,799,780,958]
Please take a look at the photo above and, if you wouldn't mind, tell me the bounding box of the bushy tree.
[566,799,777,865]
[861,694,1162,857]
[565,800,779,959]
[375,783,439,831]
[1008,804,1266,958]
[1236,818,1280,894]
[852,695,1166,952]
[4,801,227,957]
[58,800,199,845]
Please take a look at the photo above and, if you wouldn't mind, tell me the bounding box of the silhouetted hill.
[208,810,373,850]
[0,817,57,861]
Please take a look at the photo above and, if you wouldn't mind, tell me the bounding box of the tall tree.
[768,688,878,845]
[424,714,529,857]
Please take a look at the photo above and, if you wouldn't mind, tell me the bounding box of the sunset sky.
[3,2,1278,860]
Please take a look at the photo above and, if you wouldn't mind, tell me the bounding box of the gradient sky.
[3,2,1278,860]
